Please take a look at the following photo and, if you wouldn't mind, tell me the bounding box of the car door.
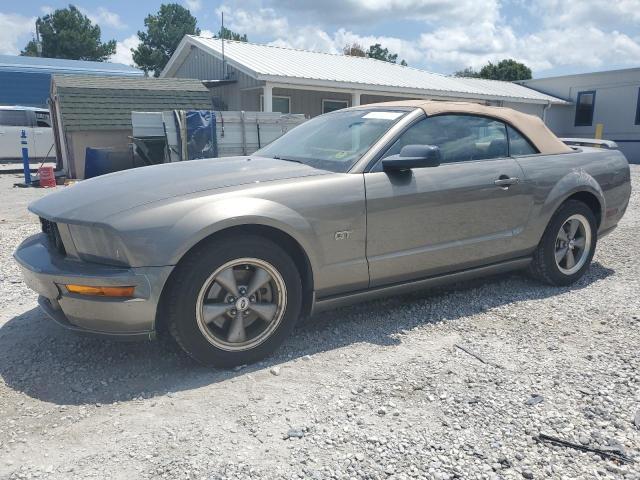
[365,114,533,287]
[0,109,31,160]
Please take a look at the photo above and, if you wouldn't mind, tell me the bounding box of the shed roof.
[0,54,142,76]
[52,75,212,131]
[163,36,567,105]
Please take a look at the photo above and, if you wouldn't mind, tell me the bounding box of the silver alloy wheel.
[196,258,287,351]
[554,214,592,275]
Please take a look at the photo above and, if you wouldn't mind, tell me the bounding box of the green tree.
[343,42,366,57]
[132,3,200,77]
[21,5,116,61]
[453,67,481,78]
[366,43,407,66]
[216,26,248,42]
[479,59,531,81]
[455,59,532,81]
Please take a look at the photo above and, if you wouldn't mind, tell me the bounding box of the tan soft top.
[364,100,572,155]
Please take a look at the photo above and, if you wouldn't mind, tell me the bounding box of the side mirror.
[382,144,441,172]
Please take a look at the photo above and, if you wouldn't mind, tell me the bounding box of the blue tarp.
[186,110,217,159]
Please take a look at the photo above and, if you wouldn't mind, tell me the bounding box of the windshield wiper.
[272,155,303,164]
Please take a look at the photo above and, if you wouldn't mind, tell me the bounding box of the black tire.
[528,200,598,286]
[165,235,302,367]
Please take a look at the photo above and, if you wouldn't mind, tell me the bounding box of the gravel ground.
[0,168,639,480]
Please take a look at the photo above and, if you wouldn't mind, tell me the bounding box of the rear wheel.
[166,235,302,367]
[529,200,597,286]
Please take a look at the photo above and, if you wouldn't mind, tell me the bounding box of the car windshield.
[255,108,410,172]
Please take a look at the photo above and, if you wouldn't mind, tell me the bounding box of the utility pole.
[221,12,226,79]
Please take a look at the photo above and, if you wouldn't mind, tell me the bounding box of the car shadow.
[0,262,614,406]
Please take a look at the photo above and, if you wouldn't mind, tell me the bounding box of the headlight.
[67,224,129,266]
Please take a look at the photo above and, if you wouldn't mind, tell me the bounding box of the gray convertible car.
[15,101,631,366]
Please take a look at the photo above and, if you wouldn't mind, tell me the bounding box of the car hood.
[30,156,331,223]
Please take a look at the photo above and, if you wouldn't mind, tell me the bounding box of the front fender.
[170,196,321,269]
[109,194,320,273]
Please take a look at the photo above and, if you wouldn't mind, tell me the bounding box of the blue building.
[0,55,143,108]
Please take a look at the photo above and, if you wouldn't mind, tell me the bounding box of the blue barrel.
[84,148,133,179]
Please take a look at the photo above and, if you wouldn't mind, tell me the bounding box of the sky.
[1,0,639,78]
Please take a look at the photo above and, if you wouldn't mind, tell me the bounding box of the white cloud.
[419,22,640,73]
[110,34,139,66]
[209,1,640,75]
[531,0,640,28]
[217,6,288,37]
[218,7,419,63]
[0,13,35,55]
[269,0,500,26]
[183,0,203,12]
[80,6,126,29]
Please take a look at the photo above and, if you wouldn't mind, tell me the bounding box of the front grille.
[40,218,66,256]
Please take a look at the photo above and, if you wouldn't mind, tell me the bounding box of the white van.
[0,106,55,161]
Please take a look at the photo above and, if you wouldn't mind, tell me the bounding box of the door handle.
[494,176,520,188]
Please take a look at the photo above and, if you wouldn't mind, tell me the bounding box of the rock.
[270,366,281,376]
[284,428,304,440]
[522,470,534,479]
[377,407,387,415]
[579,435,590,445]
[634,410,640,428]
[526,394,544,406]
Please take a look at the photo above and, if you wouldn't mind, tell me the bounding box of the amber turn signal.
[65,285,135,297]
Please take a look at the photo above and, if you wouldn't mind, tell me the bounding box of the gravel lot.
[1,167,639,480]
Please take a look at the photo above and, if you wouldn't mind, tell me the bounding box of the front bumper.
[14,233,174,339]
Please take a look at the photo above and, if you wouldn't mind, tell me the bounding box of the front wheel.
[165,235,302,367]
[529,200,598,286]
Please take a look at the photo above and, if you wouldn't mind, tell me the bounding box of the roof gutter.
[261,76,566,106]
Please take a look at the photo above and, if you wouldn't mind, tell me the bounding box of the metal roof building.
[162,36,566,118]
[0,55,143,108]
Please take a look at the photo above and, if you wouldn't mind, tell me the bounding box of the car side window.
[36,111,51,128]
[377,114,509,168]
[507,125,538,156]
[0,110,31,127]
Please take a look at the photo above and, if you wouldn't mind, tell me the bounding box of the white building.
[162,36,566,119]
[521,68,640,163]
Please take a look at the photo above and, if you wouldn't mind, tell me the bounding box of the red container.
[38,166,56,188]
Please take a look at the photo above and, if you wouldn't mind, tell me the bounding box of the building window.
[322,99,349,114]
[575,90,596,127]
[260,95,291,114]
[636,88,640,125]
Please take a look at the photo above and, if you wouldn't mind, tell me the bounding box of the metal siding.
[361,94,415,105]
[173,46,263,89]
[273,88,350,116]
[502,101,545,118]
[0,71,50,107]
[523,69,640,162]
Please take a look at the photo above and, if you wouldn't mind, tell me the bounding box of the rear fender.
[537,170,605,236]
